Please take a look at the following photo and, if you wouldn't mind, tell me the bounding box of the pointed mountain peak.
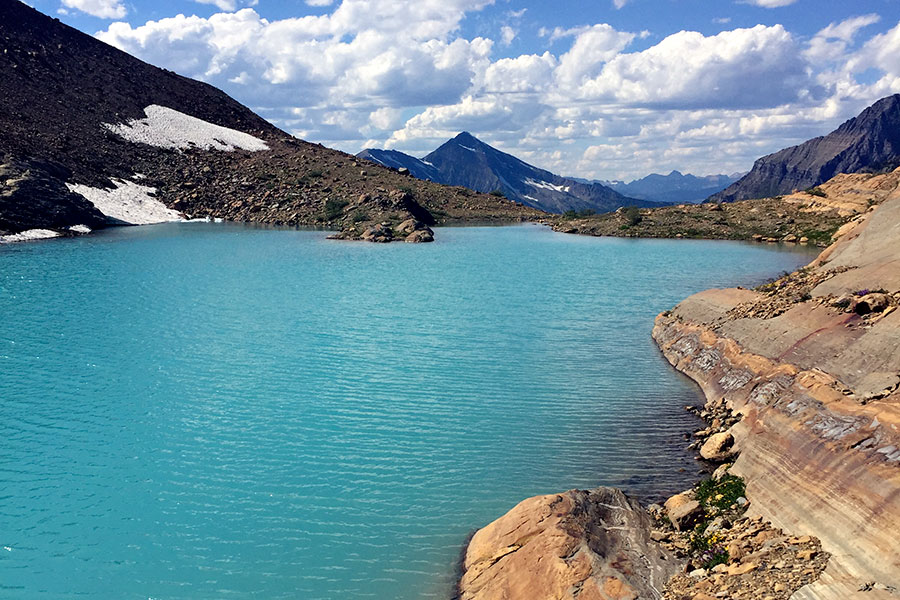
[452,131,484,147]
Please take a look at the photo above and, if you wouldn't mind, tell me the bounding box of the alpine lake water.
[0,222,816,599]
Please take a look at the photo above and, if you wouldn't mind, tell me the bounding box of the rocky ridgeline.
[711,94,900,203]
[144,140,539,242]
[552,167,900,246]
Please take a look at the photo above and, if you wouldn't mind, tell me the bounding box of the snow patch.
[0,229,61,244]
[104,105,269,152]
[525,178,570,193]
[69,224,92,234]
[67,179,184,225]
[522,195,539,202]
[459,145,478,152]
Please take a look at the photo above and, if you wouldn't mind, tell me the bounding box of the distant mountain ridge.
[597,171,742,204]
[356,149,443,183]
[711,94,900,202]
[359,133,658,214]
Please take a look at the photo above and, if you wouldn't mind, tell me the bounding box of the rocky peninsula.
[457,170,900,600]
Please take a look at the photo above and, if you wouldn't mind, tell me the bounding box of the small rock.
[688,568,708,579]
[650,530,670,542]
[797,549,818,560]
[665,493,702,531]
[725,561,758,576]
[711,463,731,481]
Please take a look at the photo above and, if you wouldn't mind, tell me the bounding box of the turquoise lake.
[0,223,816,599]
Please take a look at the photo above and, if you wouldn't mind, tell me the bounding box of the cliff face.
[653,169,900,599]
[711,95,900,203]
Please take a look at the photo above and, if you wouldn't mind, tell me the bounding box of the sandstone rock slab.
[458,488,679,600]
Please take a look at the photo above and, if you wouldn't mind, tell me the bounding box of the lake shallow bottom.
[0,223,816,599]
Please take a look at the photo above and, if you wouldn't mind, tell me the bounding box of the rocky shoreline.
[456,170,900,600]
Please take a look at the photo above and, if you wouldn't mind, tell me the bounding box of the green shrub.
[351,209,369,223]
[804,186,827,198]
[489,189,506,198]
[562,209,596,219]
[621,206,642,227]
[322,198,349,221]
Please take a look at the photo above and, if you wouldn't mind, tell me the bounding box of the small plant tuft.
[804,186,827,198]
[695,474,746,511]
[322,198,349,221]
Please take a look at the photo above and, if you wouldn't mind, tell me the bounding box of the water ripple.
[0,223,816,599]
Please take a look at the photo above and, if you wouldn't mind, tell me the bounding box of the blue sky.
[32,0,900,180]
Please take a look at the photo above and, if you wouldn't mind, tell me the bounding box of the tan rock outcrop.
[652,176,900,599]
[457,488,680,600]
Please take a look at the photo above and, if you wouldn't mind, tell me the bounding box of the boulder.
[360,223,393,243]
[665,493,703,531]
[853,293,891,314]
[396,218,420,235]
[458,488,680,600]
[700,431,735,461]
[405,229,433,243]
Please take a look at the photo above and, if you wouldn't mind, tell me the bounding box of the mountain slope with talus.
[0,0,538,242]
[711,94,900,203]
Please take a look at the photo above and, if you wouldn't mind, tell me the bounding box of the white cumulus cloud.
[61,0,125,19]
[743,0,798,7]
[94,0,900,180]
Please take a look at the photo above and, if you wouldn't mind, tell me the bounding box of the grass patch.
[562,209,597,219]
[801,223,841,244]
[695,474,746,511]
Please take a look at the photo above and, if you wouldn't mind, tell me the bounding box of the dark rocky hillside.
[711,94,900,202]
[0,0,538,242]
[359,132,655,214]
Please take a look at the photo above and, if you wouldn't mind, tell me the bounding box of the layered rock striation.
[652,171,900,598]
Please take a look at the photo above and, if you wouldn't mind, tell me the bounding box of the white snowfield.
[104,105,269,152]
[525,178,571,193]
[66,179,184,225]
[0,229,61,243]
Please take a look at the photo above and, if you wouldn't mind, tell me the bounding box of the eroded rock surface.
[458,488,680,600]
[652,174,900,599]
